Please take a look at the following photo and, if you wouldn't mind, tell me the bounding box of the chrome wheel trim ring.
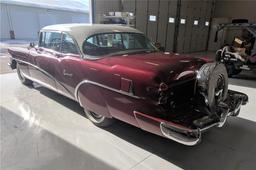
[17,64,26,82]
[84,108,105,123]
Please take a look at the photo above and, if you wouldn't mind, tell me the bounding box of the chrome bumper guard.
[160,90,248,146]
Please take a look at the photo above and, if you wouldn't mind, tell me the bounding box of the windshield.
[82,33,157,58]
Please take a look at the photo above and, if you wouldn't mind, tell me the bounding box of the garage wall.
[207,0,256,51]
[93,0,121,23]
[93,0,178,51]
[0,4,11,39]
[176,0,213,53]
[114,0,179,52]
[0,4,89,40]
[214,0,256,22]
[93,0,214,53]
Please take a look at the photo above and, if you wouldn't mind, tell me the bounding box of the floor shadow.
[34,85,85,117]
[0,106,117,170]
[104,118,256,170]
[231,70,256,81]
[33,85,256,170]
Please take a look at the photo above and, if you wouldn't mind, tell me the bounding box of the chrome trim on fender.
[14,58,74,100]
[15,58,55,80]
[22,73,75,101]
[74,80,141,101]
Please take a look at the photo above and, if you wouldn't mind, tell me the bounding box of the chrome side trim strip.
[22,73,75,101]
[15,58,55,81]
[14,58,74,99]
[74,80,141,101]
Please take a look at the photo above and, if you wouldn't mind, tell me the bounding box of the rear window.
[82,33,156,58]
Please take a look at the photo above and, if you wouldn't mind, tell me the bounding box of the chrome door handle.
[63,69,73,77]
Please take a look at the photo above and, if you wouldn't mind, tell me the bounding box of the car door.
[29,31,61,90]
[54,32,83,99]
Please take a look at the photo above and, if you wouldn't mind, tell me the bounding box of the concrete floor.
[1,71,256,170]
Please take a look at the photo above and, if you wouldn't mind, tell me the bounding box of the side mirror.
[29,42,35,48]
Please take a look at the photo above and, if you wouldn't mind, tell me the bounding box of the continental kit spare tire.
[197,63,228,112]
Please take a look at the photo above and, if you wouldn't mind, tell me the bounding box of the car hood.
[97,52,206,83]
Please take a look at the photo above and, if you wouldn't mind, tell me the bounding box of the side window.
[43,32,62,51]
[87,36,98,46]
[84,36,99,56]
[61,33,79,54]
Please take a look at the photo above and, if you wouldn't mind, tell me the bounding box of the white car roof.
[41,24,143,50]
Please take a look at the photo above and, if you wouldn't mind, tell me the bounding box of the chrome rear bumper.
[159,90,248,146]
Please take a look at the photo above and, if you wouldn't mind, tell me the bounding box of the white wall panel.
[0,4,11,39]
[1,4,89,40]
[39,13,57,28]
[10,6,40,40]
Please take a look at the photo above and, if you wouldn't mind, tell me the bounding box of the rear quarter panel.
[8,47,33,76]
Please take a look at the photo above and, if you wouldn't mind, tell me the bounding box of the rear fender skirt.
[74,80,141,118]
[75,83,111,117]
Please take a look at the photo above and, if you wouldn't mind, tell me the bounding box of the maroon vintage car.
[8,24,248,146]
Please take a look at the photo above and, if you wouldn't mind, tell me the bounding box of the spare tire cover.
[197,63,228,112]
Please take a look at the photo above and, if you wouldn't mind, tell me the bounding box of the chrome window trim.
[39,31,83,58]
[38,31,63,52]
[61,31,82,57]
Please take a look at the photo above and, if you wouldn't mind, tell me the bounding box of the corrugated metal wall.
[177,0,213,53]
[128,0,178,52]
[96,0,214,53]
